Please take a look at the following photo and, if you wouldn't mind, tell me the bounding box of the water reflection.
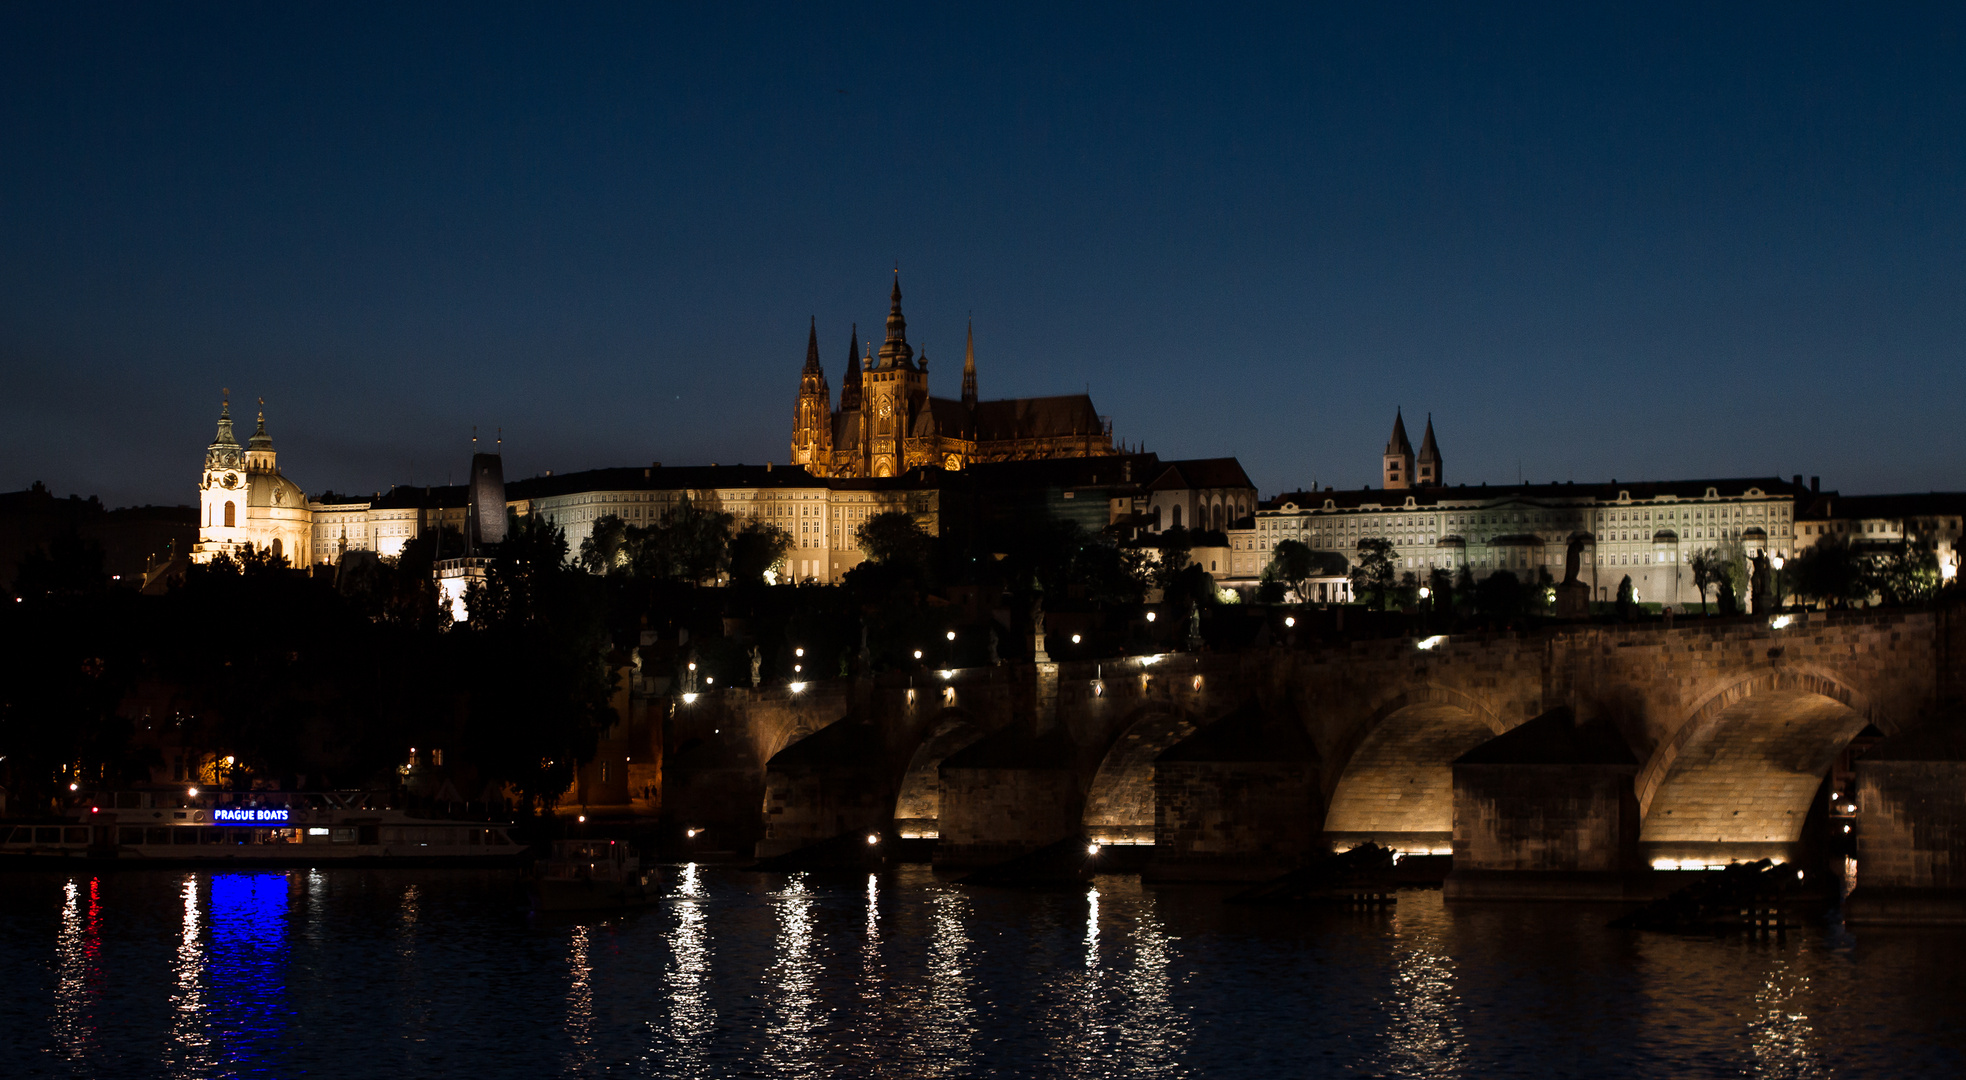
[1378,907,1464,1078]
[164,875,210,1075]
[564,924,595,1075]
[651,863,715,1076]
[51,877,102,1062]
[203,873,292,1076]
[763,873,825,1075]
[901,882,979,1077]
[1115,882,1186,1077]
[1746,957,1825,1079]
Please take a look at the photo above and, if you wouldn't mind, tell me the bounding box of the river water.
[2,864,1962,1078]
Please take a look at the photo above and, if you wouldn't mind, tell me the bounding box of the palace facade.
[790,275,1116,478]
[1225,412,1814,607]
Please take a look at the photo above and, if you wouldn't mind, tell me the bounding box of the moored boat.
[0,790,527,866]
[529,838,659,911]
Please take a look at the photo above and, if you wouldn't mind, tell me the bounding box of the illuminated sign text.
[211,807,290,826]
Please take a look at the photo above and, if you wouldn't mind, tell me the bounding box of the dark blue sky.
[4,4,1963,507]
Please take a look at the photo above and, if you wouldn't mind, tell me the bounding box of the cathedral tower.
[1383,409,1415,490]
[790,317,833,473]
[1415,414,1442,487]
[862,272,928,477]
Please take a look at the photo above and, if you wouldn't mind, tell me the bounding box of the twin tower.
[1382,409,1443,490]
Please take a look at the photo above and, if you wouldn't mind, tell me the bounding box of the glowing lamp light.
[913,649,923,660]
[938,669,953,680]
[945,631,956,641]
[1086,843,1102,856]
[1417,635,1447,651]
[577,815,586,824]
[866,833,881,846]
[688,661,696,671]
[1770,615,1793,630]
[681,692,699,704]
[789,681,807,693]
[686,828,702,839]
[1418,586,1431,599]
[68,782,78,791]
[90,806,98,813]
[1140,654,1161,665]
[187,787,199,798]
[1071,634,1082,644]
[794,647,804,657]
[705,676,714,685]
[1284,616,1295,628]
[1772,554,1786,571]
[1145,611,1156,622]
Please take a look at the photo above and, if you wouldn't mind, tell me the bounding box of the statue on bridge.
[1554,534,1592,619]
[748,645,762,688]
[1185,597,1203,652]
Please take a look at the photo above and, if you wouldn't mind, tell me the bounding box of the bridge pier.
[1847,720,1966,926]
[756,718,891,859]
[1443,708,1643,901]
[1146,700,1321,881]
[934,724,1081,869]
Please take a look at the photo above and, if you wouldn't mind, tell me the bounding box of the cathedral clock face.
[221,472,240,489]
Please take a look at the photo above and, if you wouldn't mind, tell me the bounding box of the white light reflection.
[164,875,211,1075]
[901,885,979,1076]
[1377,916,1465,1077]
[51,877,101,1062]
[564,924,596,1076]
[1746,958,1824,1076]
[1117,883,1187,1076]
[647,863,715,1076]
[763,873,825,1075]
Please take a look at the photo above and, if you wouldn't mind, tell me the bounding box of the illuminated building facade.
[790,275,1117,478]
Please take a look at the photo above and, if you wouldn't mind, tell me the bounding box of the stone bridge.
[663,608,1965,913]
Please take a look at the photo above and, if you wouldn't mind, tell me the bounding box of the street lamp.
[945,631,956,641]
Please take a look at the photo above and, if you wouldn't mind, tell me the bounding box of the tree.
[1790,536,1872,609]
[1473,569,1527,618]
[1348,538,1398,610]
[1268,540,1318,603]
[1687,549,1722,614]
[1152,528,1194,592]
[1873,538,1940,606]
[649,498,734,584]
[578,514,634,576]
[856,512,933,573]
[728,521,794,586]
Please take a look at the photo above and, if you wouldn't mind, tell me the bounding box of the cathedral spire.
[802,316,823,375]
[961,319,978,407]
[839,322,862,411]
[877,270,914,370]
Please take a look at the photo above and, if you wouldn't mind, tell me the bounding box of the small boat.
[0,790,528,867]
[529,839,659,912]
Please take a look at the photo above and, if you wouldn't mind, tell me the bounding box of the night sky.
[4,5,1963,509]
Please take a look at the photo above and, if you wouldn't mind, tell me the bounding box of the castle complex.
[790,275,1115,477]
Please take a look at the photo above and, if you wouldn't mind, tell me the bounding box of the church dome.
[246,469,308,512]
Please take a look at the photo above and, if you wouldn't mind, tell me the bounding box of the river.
[2,865,1962,1078]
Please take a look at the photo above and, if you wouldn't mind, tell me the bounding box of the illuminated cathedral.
[790,275,1117,477]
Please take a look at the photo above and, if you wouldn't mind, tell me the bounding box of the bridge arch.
[1321,685,1507,854]
[1082,705,1201,845]
[1637,665,1890,865]
[891,708,988,839]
